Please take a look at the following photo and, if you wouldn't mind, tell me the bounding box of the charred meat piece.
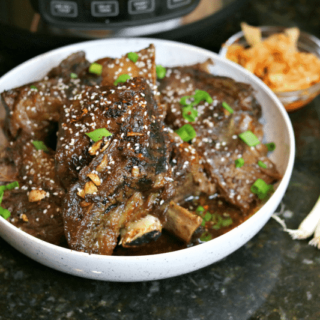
[60,77,173,254]
[2,189,64,245]
[0,52,95,142]
[6,140,64,195]
[96,44,157,87]
[55,75,169,189]
[60,76,211,254]
[159,63,262,125]
[192,114,281,211]
[95,44,166,117]
[159,64,280,211]
[1,140,65,244]
[1,80,66,141]
[166,131,216,201]
[47,51,90,80]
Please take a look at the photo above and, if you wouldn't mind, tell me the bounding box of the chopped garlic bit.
[28,189,46,202]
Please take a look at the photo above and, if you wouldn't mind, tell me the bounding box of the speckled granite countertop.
[1,0,320,319]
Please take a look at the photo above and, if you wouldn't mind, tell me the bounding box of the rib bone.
[164,201,202,243]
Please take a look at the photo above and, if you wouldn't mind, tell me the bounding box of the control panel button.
[50,1,78,17]
[128,0,155,15]
[91,1,119,17]
[167,0,191,9]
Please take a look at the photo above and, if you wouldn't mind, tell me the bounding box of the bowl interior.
[0,38,295,281]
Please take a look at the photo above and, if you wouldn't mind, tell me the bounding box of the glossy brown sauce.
[114,193,259,256]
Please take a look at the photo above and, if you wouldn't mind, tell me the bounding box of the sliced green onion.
[127,52,139,63]
[0,181,19,219]
[251,178,273,200]
[204,212,212,222]
[258,160,267,169]
[222,101,234,114]
[180,95,193,106]
[200,232,212,242]
[238,131,260,147]
[0,181,19,205]
[30,85,38,91]
[196,206,205,213]
[221,217,233,227]
[212,214,223,229]
[85,128,112,142]
[32,141,49,152]
[194,90,213,104]
[235,157,244,168]
[0,207,11,219]
[265,142,276,151]
[89,62,103,76]
[156,65,166,79]
[114,74,131,86]
[179,91,212,123]
[182,105,198,122]
[175,124,197,142]
[0,181,19,195]
[70,72,78,79]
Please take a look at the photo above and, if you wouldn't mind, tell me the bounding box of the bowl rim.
[218,25,320,96]
[0,37,295,270]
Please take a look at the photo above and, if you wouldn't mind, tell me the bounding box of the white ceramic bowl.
[0,38,295,282]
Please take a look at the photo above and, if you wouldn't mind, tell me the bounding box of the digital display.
[37,0,201,29]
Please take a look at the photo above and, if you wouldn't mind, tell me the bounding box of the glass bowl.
[219,26,320,112]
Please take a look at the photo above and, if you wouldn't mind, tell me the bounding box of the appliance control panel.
[31,0,200,29]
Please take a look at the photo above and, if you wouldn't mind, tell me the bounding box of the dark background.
[1,0,320,319]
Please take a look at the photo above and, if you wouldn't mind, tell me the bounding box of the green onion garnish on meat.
[258,160,267,168]
[204,212,212,221]
[70,72,78,79]
[89,63,103,76]
[182,105,198,122]
[211,214,233,229]
[180,90,212,123]
[221,217,233,227]
[114,74,131,85]
[156,65,166,79]
[0,181,19,219]
[127,52,139,63]
[175,124,197,142]
[32,141,49,152]
[180,95,193,106]
[85,128,112,142]
[235,157,244,168]
[196,206,205,213]
[265,142,276,151]
[193,90,213,104]
[222,101,234,114]
[30,85,38,91]
[0,207,11,219]
[250,178,273,200]
[200,232,212,242]
[238,130,260,147]
[0,181,19,195]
